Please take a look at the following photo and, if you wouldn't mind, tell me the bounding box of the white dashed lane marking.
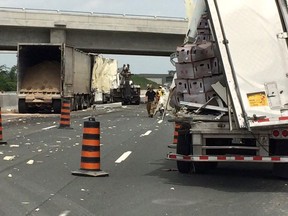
[115,151,132,164]
[140,130,152,137]
[42,125,57,130]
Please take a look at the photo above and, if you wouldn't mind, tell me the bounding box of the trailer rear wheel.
[134,97,140,105]
[73,99,78,111]
[79,98,84,110]
[84,97,90,109]
[176,123,192,174]
[52,99,61,113]
[18,99,27,113]
[189,137,219,173]
[192,162,217,174]
[272,140,288,178]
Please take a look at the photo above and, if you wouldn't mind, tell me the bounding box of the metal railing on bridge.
[0,6,187,21]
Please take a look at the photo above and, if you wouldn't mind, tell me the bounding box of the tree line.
[0,65,17,92]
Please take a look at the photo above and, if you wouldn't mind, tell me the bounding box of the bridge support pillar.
[50,29,66,44]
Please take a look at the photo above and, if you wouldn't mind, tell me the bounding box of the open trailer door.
[206,0,288,128]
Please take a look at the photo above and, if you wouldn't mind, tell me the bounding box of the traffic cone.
[0,107,7,145]
[72,117,108,177]
[168,123,180,148]
[58,98,72,129]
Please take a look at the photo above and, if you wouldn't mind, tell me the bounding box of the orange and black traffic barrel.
[58,98,72,129]
[0,107,7,145]
[72,117,108,177]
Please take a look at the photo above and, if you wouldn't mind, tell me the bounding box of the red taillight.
[273,130,280,137]
[282,130,288,137]
[169,154,177,159]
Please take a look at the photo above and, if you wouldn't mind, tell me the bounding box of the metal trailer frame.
[167,117,288,163]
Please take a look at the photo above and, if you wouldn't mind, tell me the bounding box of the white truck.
[168,0,288,178]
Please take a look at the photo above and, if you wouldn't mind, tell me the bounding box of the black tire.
[83,96,90,109]
[192,162,218,174]
[133,97,140,105]
[112,96,121,103]
[52,99,61,113]
[272,140,288,178]
[18,99,27,113]
[73,99,78,111]
[191,138,218,174]
[176,123,192,174]
[77,96,84,110]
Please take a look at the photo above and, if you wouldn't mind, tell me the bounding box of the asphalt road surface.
[1,104,288,216]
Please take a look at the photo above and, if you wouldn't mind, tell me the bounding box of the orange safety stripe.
[80,162,100,170]
[60,121,70,125]
[82,139,100,146]
[61,109,70,113]
[83,128,100,134]
[81,151,100,158]
[60,114,70,119]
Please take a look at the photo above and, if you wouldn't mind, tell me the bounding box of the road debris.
[59,210,71,216]
[10,145,19,148]
[26,160,34,165]
[3,155,16,161]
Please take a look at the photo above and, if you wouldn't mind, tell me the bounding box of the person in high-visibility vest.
[156,86,164,101]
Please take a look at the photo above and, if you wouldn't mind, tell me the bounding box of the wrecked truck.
[168,0,288,178]
[91,55,118,104]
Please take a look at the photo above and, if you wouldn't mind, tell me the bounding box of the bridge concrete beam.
[0,27,184,56]
[50,29,66,44]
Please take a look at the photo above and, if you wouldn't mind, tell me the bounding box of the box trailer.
[17,43,93,113]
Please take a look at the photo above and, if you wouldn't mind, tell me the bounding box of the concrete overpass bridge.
[0,7,188,56]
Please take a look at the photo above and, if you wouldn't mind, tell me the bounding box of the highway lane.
[1,104,288,216]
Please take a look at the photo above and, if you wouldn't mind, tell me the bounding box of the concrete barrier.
[0,92,18,112]
[93,102,122,109]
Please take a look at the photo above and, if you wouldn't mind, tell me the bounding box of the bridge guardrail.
[0,7,187,21]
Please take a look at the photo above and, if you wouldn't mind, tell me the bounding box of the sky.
[0,0,186,74]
